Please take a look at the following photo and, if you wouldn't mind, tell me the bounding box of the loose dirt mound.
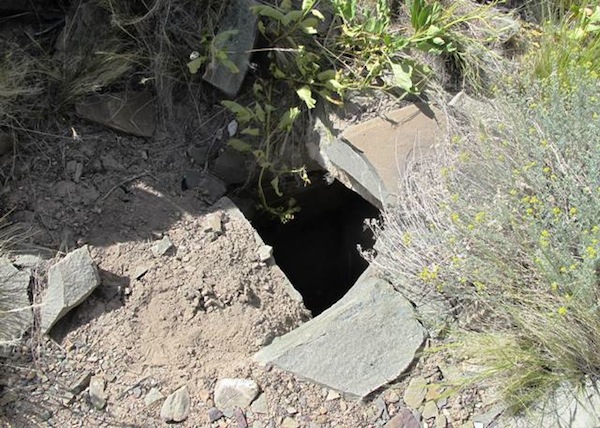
[0,122,388,427]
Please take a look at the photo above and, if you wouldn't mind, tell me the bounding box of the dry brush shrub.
[371,69,600,411]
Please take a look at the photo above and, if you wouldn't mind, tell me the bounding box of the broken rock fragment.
[214,378,259,417]
[40,245,101,335]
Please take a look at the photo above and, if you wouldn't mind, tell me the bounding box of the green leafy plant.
[526,3,600,82]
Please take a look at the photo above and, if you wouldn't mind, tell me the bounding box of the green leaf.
[222,101,253,123]
[281,0,292,11]
[300,17,320,34]
[432,36,445,45]
[271,175,283,197]
[390,62,414,92]
[220,57,240,74]
[241,127,261,136]
[254,103,265,123]
[302,0,315,11]
[251,5,285,21]
[187,57,205,74]
[227,138,253,152]
[325,78,345,92]
[295,86,316,109]
[278,106,301,131]
[282,10,304,26]
[317,69,336,81]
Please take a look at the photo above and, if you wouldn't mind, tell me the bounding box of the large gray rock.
[0,259,33,344]
[202,0,257,96]
[501,382,600,428]
[254,267,426,398]
[308,103,444,208]
[75,92,155,137]
[40,245,101,334]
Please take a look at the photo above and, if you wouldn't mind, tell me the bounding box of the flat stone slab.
[202,0,257,96]
[41,245,101,334]
[339,103,443,202]
[76,91,155,137]
[0,259,33,344]
[310,103,444,207]
[254,267,426,398]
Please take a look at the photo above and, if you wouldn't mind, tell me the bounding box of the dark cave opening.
[252,178,380,316]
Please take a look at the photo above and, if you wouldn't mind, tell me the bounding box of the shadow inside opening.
[252,178,380,316]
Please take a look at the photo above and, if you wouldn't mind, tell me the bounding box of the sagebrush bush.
[372,69,600,411]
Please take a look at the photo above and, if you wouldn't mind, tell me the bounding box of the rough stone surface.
[281,417,299,428]
[40,246,101,334]
[422,400,439,419]
[403,377,428,409]
[384,408,421,428]
[212,147,248,185]
[151,236,173,257]
[208,407,224,422]
[217,198,303,304]
[308,103,444,208]
[258,245,273,263]
[501,382,600,428]
[214,378,260,417]
[160,385,191,422]
[144,387,164,407]
[75,92,155,137]
[88,376,107,410]
[250,393,268,414]
[254,267,426,398]
[69,371,92,395]
[202,0,257,96]
[0,259,33,343]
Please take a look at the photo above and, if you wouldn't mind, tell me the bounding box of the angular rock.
[422,400,439,420]
[40,246,100,335]
[385,408,421,428]
[234,408,248,428]
[202,0,258,96]
[257,245,273,263]
[203,213,223,235]
[308,103,444,208]
[89,376,107,410]
[208,407,224,422]
[75,92,155,137]
[250,393,268,414]
[0,259,33,344]
[214,378,259,417]
[254,267,426,398]
[281,417,299,428]
[403,377,428,409]
[183,172,228,204]
[187,145,209,165]
[144,387,164,407]
[151,236,173,257]
[160,385,191,422]
[212,147,248,185]
[497,381,600,428]
[435,414,448,428]
[69,370,93,395]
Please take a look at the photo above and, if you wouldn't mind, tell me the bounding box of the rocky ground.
[0,111,501,428]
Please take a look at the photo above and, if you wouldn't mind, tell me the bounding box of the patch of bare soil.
[0,120,392,428]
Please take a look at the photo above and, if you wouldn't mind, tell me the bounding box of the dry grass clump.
[371,68,600,412]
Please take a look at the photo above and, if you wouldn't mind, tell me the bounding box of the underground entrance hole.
[251,177,381,316]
